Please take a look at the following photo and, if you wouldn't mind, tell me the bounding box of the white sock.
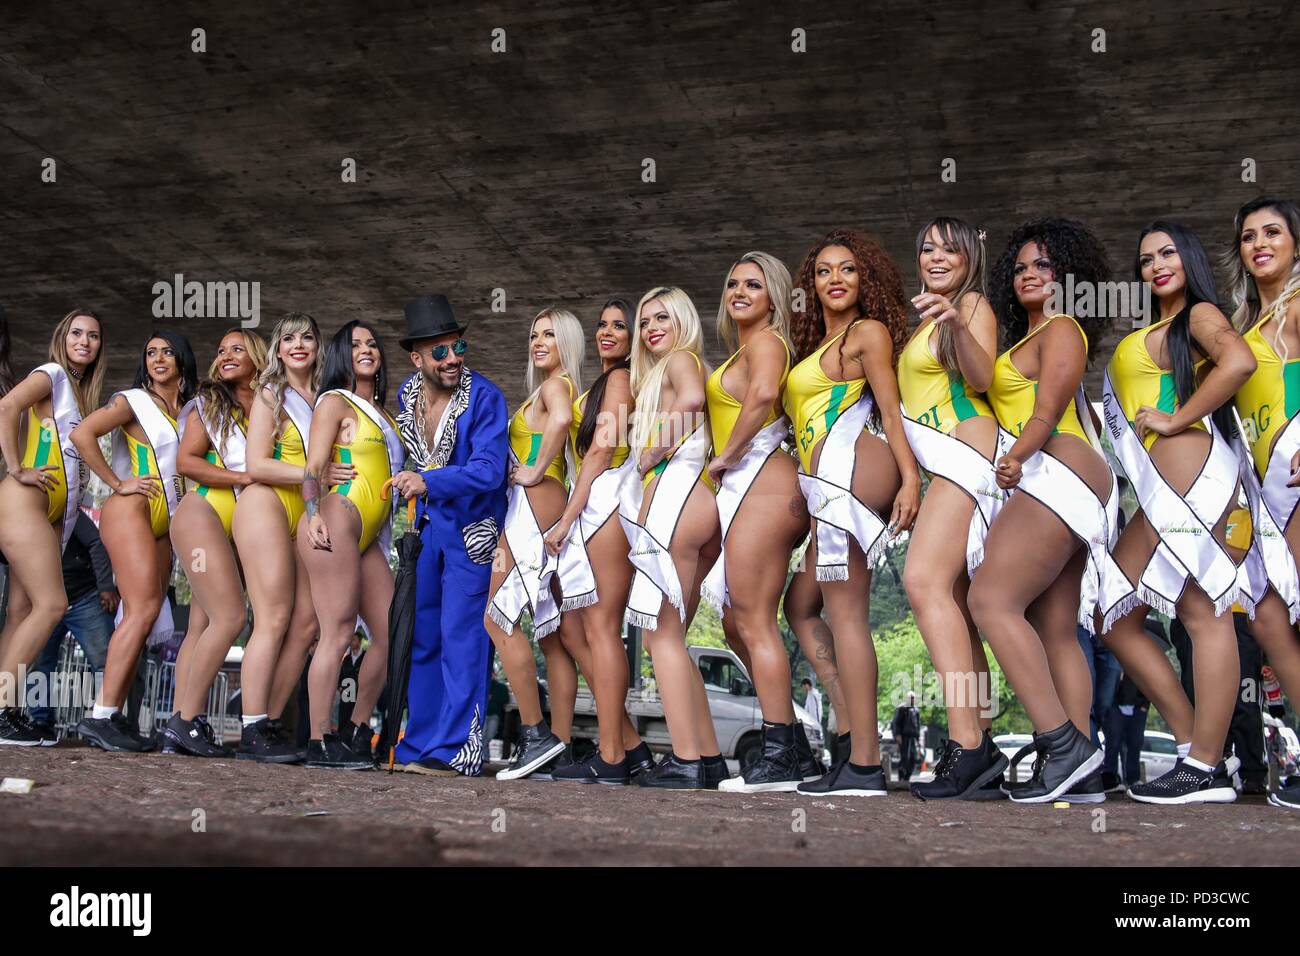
[91,704,119,720]
[1183,756,1214,773]
[242,713,267,727]
[1177,741,1191,759]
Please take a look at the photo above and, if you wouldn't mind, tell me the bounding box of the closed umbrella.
[378,485,426,771]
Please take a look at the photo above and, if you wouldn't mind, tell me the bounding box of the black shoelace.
[931,742,960,780]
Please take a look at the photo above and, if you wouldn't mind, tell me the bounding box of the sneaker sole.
[717,779,802,794]
[79,732,146,754]
[794,787,887,797]
[304,762,373,771]
[162,729,232,759]
[556,775,630,785]
[1128,786,1237,805]
[1062,791,1107,804]
[635,780,704,790]
[235,751,303,764]
[1268,793,1300,810]
[1009,749,1104,804]
[497,740,567,781]
[0,737,43,747]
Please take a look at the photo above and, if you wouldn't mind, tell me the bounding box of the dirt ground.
[2,744,1298,866]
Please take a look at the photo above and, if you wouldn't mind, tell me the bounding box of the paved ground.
[2,745,1297,866]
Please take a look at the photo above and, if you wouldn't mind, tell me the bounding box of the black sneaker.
[702,753,729,789]
[305,734,374,770]
[1268,776,1300,810]
[77,712,149,753]
[340,721,374,762]
[1001,740,1040,795]
[553,749,630,785]
[796,760,887,797]
[1008,722,1102,804]
[911,734,1008,801]
[636,752,705,790]
[532,742,575,781]
[236,718,304,764]
[793,721,822,781]
[1061,770,1106,804]
[625,741,656,780]
[719,722,802,793]
[161,713,230,758]
[1129,761,1237,805]
[497,720,566,781]
[0,707,42,746]
[20,714,59,747]
[1101,771,1125,793]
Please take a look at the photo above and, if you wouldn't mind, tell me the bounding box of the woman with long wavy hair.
[899,217,1007,800]
[72,329,197,752]
[784,228,920,798]
[1219,197,1300,812]
[232,312,339,763]
[163,329,268,756]
[544,298,655,784]
[1092,222,1254,805]
[0,309,106,745]
[969,218,1119,804]
[299,320,404,769]
[485,308,589,781]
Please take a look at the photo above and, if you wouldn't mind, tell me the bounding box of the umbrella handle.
[381,477,418,523]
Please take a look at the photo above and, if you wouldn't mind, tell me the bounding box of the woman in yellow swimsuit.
[969,218,1117,803]
[164,328,268,757]
[72,330,196,752]
[233,312,338,763]
[1098,223,1254,805]
[300,321,402,769]
[621,286,728,790]
[784,229,920,799]
[696,251,814,794]
[543,297,654,784]
[485,308,587,781]
[1221,196,1300,812]
[0,309,106,745]
[899,217,1006,800]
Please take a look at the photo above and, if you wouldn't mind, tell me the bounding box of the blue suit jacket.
[397,369,509,552]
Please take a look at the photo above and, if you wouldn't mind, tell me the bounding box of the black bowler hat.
[400,294,467,350]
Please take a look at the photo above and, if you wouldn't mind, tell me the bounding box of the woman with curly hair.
[1220,197,1300,812]
[72,329,197,752]
[1094,222,1254,805]
[164,328,268,757]
[0,309,106,745]
[899,217,1008,800]
[969,218,1119,804]
[783,228,921,797]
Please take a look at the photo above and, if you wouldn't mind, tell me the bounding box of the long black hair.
[133,328,198,404]
[575,296,633,460]
[1133,221,1234,435]
[989,217,1111,361]
[0,304,14,396]
[319,320,388,407]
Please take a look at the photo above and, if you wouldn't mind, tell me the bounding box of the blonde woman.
[232,313,342,762]
[698,252,814,794]
[164,329,267,756]
[487,308,587,781]
[0,310,106,745]
[621,287,727,790]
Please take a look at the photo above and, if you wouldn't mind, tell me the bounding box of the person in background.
[484,671,508,756]
[801,677,823,730]
[336,630,366,734]
[24,512,119,743]
[1076,624,1121,747]
[892,690,921,781]
[1103,672,1149,789]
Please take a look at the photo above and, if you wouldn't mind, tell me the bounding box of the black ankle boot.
[792,721,822,780]
[1009,721,1102,804]
[720,721,802,793]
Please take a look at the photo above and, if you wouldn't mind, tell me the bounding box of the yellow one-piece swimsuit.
[782,322,868,473]
[569,384,630,475]
[123,414,178,539]
[329,396,399,553]
[193,446,238,540]
[987,314,1089,442]
[706,332,791,455]
[642,354,716,491]
[897,320,994,433]
[509,376,573,485]
[1108,316,1207,451]
[20,407,68,525]
[271,417,308,538]
[1234,288,1300,478]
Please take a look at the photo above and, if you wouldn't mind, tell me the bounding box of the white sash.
[701,418,790,611]
[33,363,85,550]
[901,410,1010,576]
[1097,372,1241,630]
[282,387,315,456]
[110,389,184,520]
[796,392,892,582]
[319,388,405,556]
[620,422,712,630]
[178,395,249,492]
[1232,409,1300,622]
[550,455,640,612]
[486,450,562,641]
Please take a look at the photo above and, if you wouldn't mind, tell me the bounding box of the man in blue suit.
[390,294,508,776]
